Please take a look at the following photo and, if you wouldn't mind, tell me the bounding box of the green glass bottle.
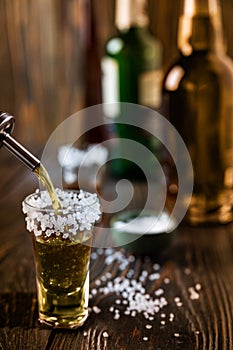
[102,0,163,179]
[163,0,233,224]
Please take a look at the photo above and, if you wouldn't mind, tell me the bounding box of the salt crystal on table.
[149,273,160,281]
[155,288,164,296]
[114,313,120,320]
[169,313,175,322]
[153,263,160,270]
[92,306,101,314]
[174,297,181,303]
[91,252,98,260]
[164,277,170,284]
[146,324,152,329]
[195,283,202,291]
[189,287,200,300]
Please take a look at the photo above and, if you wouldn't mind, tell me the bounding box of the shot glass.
[57,144,108,194]
[22,189,101,328]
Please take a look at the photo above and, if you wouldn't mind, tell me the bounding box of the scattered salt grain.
[149,273,160,281]
[114,313,120,320]
[174,297,183,307]
[83,331,88,337]
[176,302,183,307]
[153,263,160,270]
[142,270,148,277]
[146,324,152,329]
[188,287,200,300]
[169,313,175,322]
[91,252,98,260]
[164,277,170,284]
[143,337,148,341]
[155,288,164,296]
[174,297,180,302]
[131,311,137,317]
[92,306,101,314]
[97,248,104,255]
[89,248,203,331]
[174,333,180,338]
[103,331,109,338]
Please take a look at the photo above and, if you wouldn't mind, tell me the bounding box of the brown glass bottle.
[163,0,233,224]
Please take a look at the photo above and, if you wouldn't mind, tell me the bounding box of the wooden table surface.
[0,152,233,350]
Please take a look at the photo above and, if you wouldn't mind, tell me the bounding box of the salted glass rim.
[22,189,99,214]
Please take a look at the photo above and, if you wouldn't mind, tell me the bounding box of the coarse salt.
[146,324,152,329]
[92,306,101,314]
[189,287,200,300]
[164,277,170,284]
[195,283,202,291]
[89,248,202,329]
[23,189,101,238]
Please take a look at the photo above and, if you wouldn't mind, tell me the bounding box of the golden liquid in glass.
[33,234,92,328]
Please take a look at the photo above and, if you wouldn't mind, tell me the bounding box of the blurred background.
[0,0,232,149]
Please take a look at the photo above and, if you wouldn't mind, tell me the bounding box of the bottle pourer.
[0,111,40,171]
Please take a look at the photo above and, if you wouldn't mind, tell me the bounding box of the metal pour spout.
[0,112,40,171]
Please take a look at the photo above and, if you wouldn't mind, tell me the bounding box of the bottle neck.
[115,0,149,30]
[178,0,226,55]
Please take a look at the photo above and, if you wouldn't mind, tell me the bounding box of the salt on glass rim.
[22,188,100,213]
[22,188,101,238]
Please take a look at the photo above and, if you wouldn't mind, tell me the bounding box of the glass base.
[38,309,89,329]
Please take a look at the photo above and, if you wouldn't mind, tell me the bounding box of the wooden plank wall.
[0,0,232,147]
